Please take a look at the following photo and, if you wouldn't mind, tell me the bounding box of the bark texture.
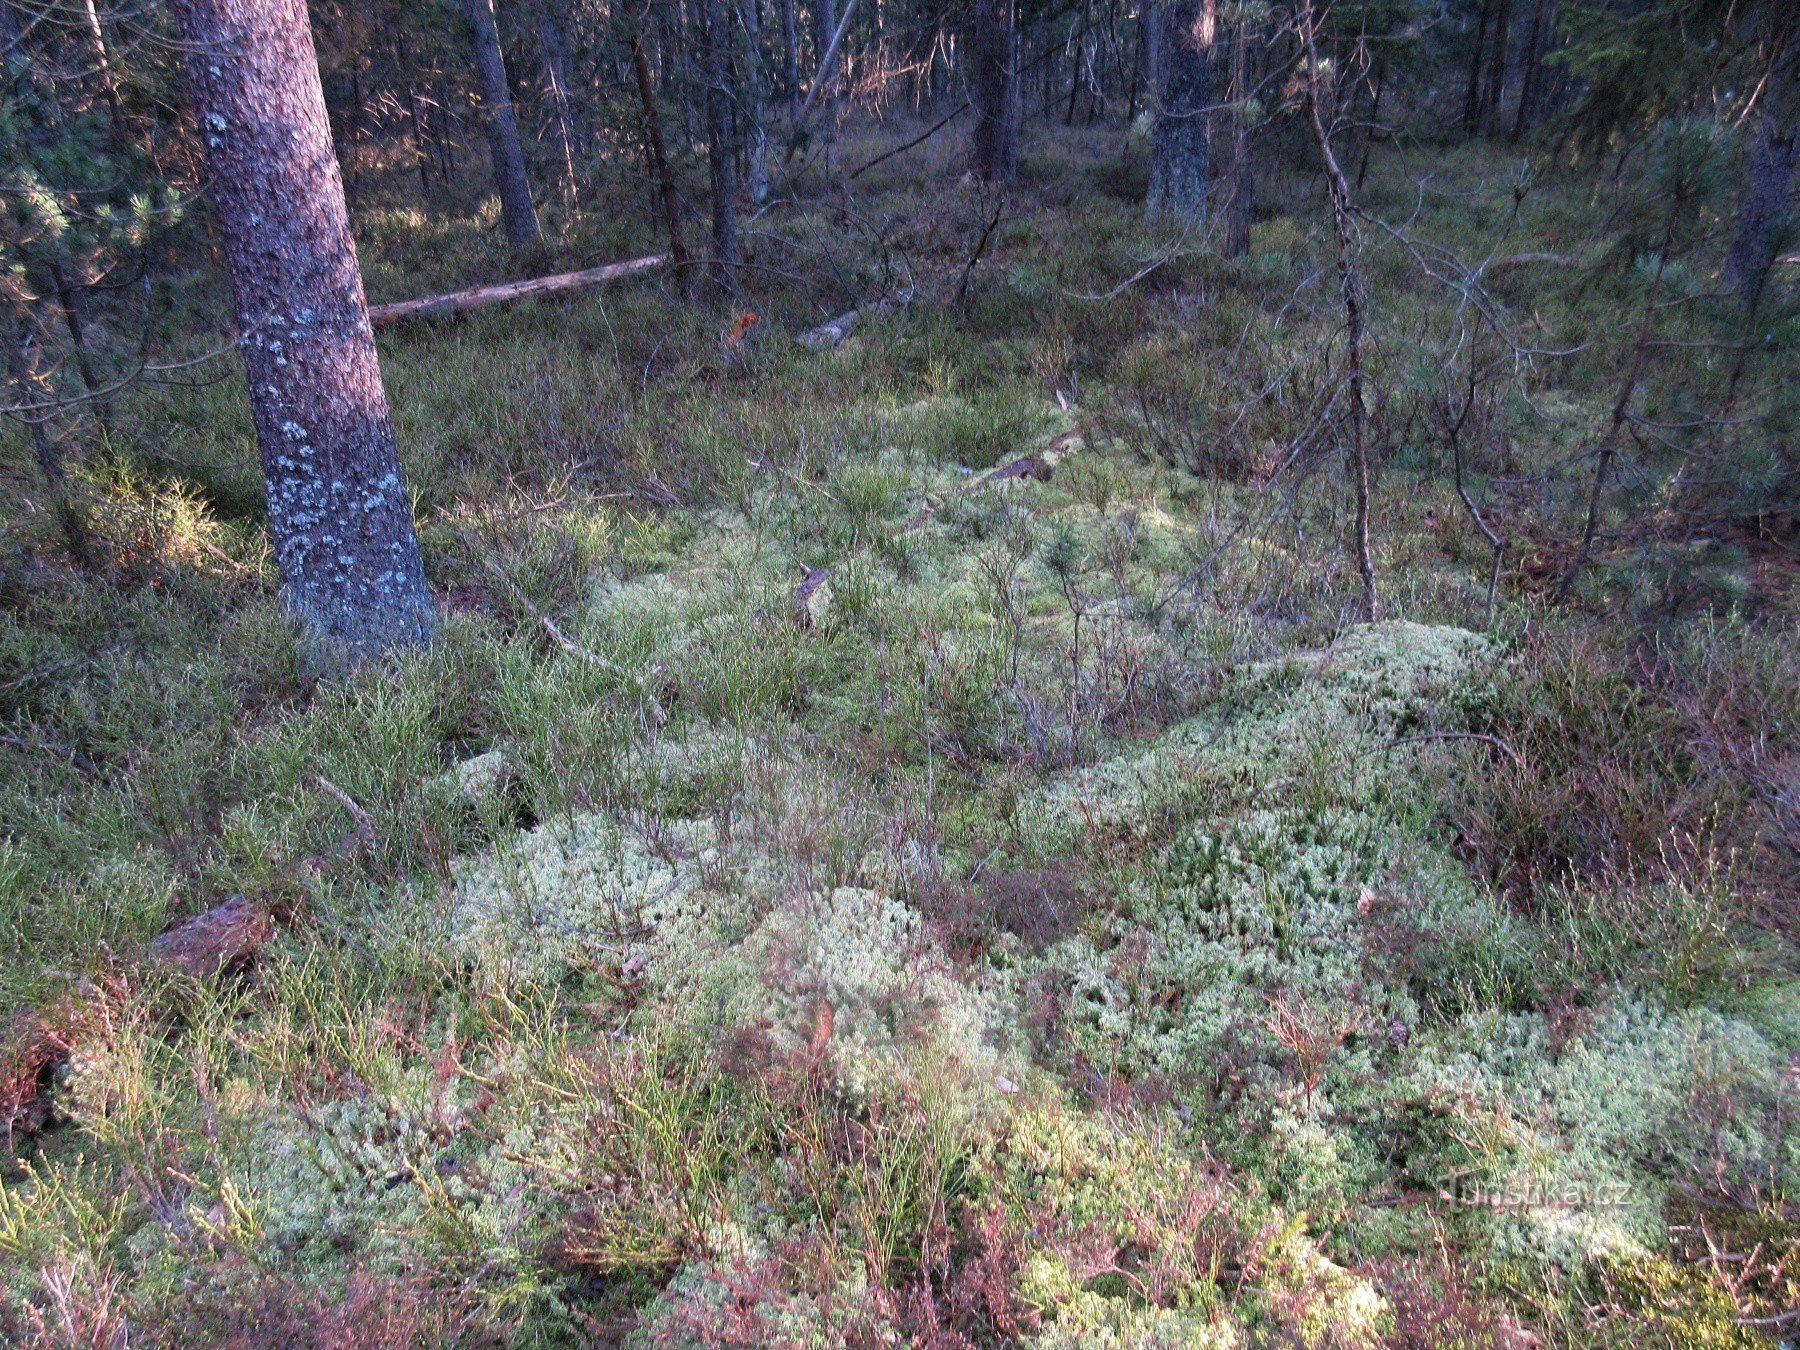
[972,0,1019,182]
[1147,0,1210,221]
[168,0,436,664]
[464,0,544,250]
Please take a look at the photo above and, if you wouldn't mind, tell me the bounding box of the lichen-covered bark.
[464,0,544,250]
[1146,0,1210,221]
[169,0,436,665]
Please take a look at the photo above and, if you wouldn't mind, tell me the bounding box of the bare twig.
[313,775,377,857]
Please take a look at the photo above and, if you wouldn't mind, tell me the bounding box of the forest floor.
[1,122,1797,1344]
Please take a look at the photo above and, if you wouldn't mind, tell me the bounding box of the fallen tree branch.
[1388,731,1526,771]
[796,289,913,348]
[368,253,667,329]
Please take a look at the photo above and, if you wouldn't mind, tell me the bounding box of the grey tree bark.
[1146,0,1210,221]
[972,0,1018,182]
[168,0,436,666]
[463,0,544,250]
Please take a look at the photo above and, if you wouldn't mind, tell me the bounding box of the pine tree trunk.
[779,0,801,122]
[168,0,436,666]
[627,0,693,294]
[463,0,544,250]
[1146,0,1209,221]
[702,0,739,293]
[972,0,1018,182]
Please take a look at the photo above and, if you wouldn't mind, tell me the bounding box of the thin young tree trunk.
[47,263,101,402]
[702,0,739,293]
[78,0,127,138]
[1300,1,1378,622]
[1223,15,1254,257]
[537,3,581,209]
[972,0,1018,182]
[394,33,433,200]
[778,0,800,121]
[1482,0,1511,136]
[627,0,692,294]
[3,307,63,486]
[1463,0,1490,133]
[463,0,544,250]
[169,0,436,666]
[1356,59,1383,190]
[741,0,770,204]
[1146,0,1210,221]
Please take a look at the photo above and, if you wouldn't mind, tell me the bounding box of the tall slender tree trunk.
[168,0,436,666]
[778,0,801,121]
[1510,0,1548,140]
[537,2,580,209]
[702,0,739,293]
[1223,15,1255,257]
[396,31,434,200]
[1482,0,1511,136]
[741,0,770,204]
[1463,0,1490,133]
[1300,1,1378,622]
[1146,0,1210,221]
[972,0,1018,182]
[627,0,692,295]
[463,0,544,250]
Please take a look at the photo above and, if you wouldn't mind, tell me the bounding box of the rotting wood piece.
[368,253,667,329]
[150,894,274,979]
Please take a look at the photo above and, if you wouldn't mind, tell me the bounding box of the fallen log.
[368,252,667,329]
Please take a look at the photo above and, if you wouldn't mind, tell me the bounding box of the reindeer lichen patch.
[447,812,713,985]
